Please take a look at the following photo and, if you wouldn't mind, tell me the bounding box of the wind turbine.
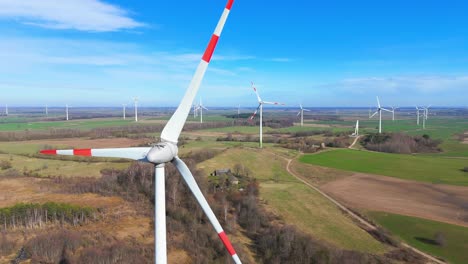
[123,104,127,120]
[39,1,240,263]
[134,97,138,122]
[65,104,69,121]
[416,106,421,125]
[297,104,310,127]
[45,105,48,117]
[193,104,198,118]
[237,104,240,118]
[5,104,8,116]
[369,96,391,133]
[390,106,398,121]
[424,105,431,120]
[249,82,285,148]
[352,120,359,137]
[422,109,426,129]
[196,97,208,123]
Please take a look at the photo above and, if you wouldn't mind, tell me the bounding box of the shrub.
[361,133,441,154]
[0,160,12,170]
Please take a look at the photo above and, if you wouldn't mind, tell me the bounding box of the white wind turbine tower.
[352,120,359,137]
[45,105,48,117]
[193,104,198,118]
[237,104,240,118]
[425,105,431,120]
[123,104,127,120]
[40,1,241,263]
[416,106,421,125]
[65,104,69,121]
[422,106,429,129]
[369,96,391,133]
[5,104,8,116]
[134,97,138,122]
[297,104,310,127]
[196,97,208,123]
[390,106,398,121]
[249,82,285,148]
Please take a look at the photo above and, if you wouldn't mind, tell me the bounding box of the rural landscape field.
[0,106,467,263]
[1,0,468,263]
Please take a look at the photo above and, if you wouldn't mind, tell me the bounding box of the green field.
[0,119,145,131]
[368,212,468,264]
[199,148,387,253]
[300,149,468,186]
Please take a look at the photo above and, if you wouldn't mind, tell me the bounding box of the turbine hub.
[146,142,178,164]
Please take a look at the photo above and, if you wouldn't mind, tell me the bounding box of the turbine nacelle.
[146,142,179,164]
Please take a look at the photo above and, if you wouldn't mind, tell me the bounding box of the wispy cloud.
[334,75,468,94]
[269,57,293,62]
[0,0,144,32]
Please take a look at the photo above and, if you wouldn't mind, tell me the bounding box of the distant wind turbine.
[249,82,285,148]
[425,105,431,120]
[5,104,8,116]
[66,104,69,121]
[297,104,310,127]
[369,96,391,133]
[352,120,359,137]
[45,105,48,117]
[134,97,138,122]
[390,106,398,121]
[416,106,421,125]
[123,104,127,120]
[196,97,208,123]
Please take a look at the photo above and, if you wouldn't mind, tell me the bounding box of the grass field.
[368,211,468,264]
[198,148,387,253]
[300,149,468,186]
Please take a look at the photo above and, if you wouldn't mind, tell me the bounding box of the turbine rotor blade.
[262,101,285,105]
[160,0,234,144]
[376,96,381,108]
[40,147,151,161]
[296,111,301,116]
[381,107,392,113]
[172,157,242,264]
[303,109,311,112]
[249,104,261,120]
[370,111,378,118]
[251,81,262,103]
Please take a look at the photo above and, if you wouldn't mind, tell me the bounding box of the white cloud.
[0,0,144,32]
[335,75,468,94]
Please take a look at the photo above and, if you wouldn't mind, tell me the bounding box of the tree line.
[0,202,96,230]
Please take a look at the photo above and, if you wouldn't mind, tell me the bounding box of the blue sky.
[1,0,467,107]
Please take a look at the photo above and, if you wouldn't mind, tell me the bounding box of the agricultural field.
[300,148,468,186]
[198,148,387,253]
[368,212,468,264]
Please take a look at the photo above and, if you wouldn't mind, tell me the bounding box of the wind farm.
[0,1,467,264]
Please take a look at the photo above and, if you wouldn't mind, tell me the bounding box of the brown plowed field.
[321,173,468,227]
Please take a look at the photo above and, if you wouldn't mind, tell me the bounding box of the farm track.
[266,149,446,264]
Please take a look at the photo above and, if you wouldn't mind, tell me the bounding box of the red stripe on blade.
[40,149,57,155]
[218,231,236,255]
[226,0,234,10]
[202,34,219,63]
[73,149,92,156]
